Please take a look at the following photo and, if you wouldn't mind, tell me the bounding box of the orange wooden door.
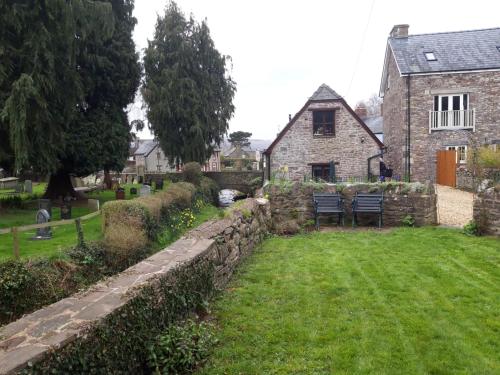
[436,150,457,187]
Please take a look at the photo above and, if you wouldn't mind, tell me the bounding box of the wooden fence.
[0,210,101,260]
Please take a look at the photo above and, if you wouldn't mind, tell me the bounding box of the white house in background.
[134,140,177,176]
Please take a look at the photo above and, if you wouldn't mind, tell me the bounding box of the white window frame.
[434,94,468,112]
[446,145,468,164]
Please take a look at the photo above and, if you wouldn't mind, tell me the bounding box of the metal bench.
[352,192,384,228]
[313,192,345,230]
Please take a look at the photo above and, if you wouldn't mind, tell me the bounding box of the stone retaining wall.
[265,182,437,232]
[0,198,270,374]
[473,189,500,236]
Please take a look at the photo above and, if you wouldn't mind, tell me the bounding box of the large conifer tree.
[0,0,140,198]
[142,1,236,166]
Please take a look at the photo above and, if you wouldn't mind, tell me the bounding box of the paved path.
[436,184,473,227]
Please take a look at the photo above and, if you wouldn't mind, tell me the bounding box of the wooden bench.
[352,192,384,228]
[313,192,345,230]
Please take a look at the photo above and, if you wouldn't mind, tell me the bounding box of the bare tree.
[357,94,382,116]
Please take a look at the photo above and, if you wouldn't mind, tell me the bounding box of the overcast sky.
[130,0,499,140]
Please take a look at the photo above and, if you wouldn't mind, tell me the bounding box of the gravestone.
[130,187,137,195]
[61,197,72,220]
[88,199,100,211]
[156,180,164,190]
[32,209,51,240]
[24,180,32,194]
[140,185,151,197]
[15,183,23,194]
[38,199,52,218]
[115,187,126,200]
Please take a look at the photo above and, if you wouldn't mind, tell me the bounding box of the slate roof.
[362,116,383,134]
[134,140,157,156]
[310,84,342,101]
[389,27,500,74]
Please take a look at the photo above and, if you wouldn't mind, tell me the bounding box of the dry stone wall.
[266,181,437,232]
[473,188,500,236]
[0,198,270,374]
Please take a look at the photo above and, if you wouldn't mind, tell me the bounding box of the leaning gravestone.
[38,199,52,218]
[140,185,151,197]
[88,199,100,211]
[32,209,51,240]
[24,180,32,194]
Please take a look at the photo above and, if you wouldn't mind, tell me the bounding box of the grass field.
[0,203,221,262]
[199,228,500,374]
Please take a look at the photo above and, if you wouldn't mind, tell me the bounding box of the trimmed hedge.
[102,182,197,254]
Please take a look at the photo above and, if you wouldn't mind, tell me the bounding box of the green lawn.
[199,228,500,374]
[0,204,221,262]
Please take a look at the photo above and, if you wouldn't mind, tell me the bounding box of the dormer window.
[424,52,437,61]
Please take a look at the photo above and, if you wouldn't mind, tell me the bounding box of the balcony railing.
[429,109,475,133]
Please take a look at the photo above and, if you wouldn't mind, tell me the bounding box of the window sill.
[313,134,335,138]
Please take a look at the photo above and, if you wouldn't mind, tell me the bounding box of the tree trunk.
[43,171,78,200]
[104,170,113,189]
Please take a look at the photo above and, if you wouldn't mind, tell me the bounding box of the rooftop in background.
[389,27,500,74]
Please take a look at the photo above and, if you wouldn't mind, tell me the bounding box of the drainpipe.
[406,75,412,182]
[367,150,384,182]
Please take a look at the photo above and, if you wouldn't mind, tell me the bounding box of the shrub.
[102,182,196,255]
[402,215,415,227]
[147,320,217,374]
[28,258,216,374]
[198,176,219,205]
[102,200,152,256]
[463,220,479,236]
[183,162,203,186]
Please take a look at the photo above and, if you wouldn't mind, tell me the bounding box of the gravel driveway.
[436,184,473,227]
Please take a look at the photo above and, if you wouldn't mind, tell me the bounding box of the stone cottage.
[264,84,384,182]
[380,25,500,183]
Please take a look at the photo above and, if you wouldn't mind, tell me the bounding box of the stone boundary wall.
[0,199,270,374]
[473,189,499,236]
[266,182,437,232]
[145,171,263,194]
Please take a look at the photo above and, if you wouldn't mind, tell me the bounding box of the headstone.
[130,187,137,195]
[61,196,72,220]
[32,209,51,240]
[156,180,164,190]
[88,198,100,211]
[24,180,32,194]
[38,199,52,218]
[140,185,151,197]
[115,187,126,200]
[15,183,24,194]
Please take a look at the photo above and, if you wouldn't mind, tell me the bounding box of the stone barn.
[263,84,384,182]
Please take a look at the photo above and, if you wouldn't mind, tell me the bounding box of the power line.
[346,0,376,98]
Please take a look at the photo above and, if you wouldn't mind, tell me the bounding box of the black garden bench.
[313,192,345,230]
[352,192,384,228]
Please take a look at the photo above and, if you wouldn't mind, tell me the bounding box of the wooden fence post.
[75,218,85,248]
[12,227,20,260]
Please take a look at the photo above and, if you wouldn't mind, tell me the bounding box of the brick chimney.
[390,24,409,38]
[354,103,368,119]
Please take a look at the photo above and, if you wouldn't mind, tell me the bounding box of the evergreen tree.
[228,131,252,148]
[142,1,236,166]
[0,1,140,198]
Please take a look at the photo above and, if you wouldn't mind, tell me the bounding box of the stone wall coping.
[0,238,215,375]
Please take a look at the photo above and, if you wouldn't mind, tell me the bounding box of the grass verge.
[199,227,500,374]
